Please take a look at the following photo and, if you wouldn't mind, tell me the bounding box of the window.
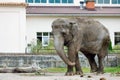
[62,0,73,3]
[28,0,33,3]
[42,37,49,46]
[97,0,120,4]
[49,0,54,3]
[68,0,73,3]
[41,0,47,3]
[119,0,120,4]
[112,0,120,4]
[104,0,110,4]
[115,32,120,45]
[26,0,73,3]
[62,0,67,3]
[97,0,110,4]
[35,0,40,3]
[26,0,47,3]
[98,0,103,4]
[49,0,61,3]
[84,0,120,4]
[43,32,49,46]
[37,32,50,47]
[112,0,117,4]
[55,0,61,3]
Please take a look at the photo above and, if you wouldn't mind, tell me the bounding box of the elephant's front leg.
[66,65,74,76]
[65,46,76,76]
[75,54,83,75]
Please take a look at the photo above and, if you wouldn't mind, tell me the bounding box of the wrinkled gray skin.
[52,17,110,76]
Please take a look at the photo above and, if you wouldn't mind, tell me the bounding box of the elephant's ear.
[69,22,83,51]
[69,22,79,41]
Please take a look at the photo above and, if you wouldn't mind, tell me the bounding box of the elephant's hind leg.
[97,46,108,74]
[84,53,98,73]
[97,54,104,74]
[97,50,107,74]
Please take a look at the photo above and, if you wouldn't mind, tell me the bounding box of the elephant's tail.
[102,35,111,56]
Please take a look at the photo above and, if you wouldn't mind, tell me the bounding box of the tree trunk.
[0,67,38,73]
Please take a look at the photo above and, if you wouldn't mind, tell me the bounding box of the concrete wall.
[0,54,119,68]
[0,0,26,53]
[26,16,120,46]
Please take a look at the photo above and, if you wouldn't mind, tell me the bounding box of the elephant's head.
[51,18,80,66]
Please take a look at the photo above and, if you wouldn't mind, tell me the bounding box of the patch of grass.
[45,67,90,73]
[45,67,120,73]
[82,67,90,73]
[45,67,67,73]
[104,66,120,73]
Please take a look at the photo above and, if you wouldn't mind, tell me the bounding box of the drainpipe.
[86,0,95,10]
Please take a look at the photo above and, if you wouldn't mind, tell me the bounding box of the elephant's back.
[77,17,110,54]
[75,17,109,41]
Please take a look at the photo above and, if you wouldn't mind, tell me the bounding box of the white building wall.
[0,1,26,53]
[26,16,55,44]
[0,0,24,2]
[26,16,120,46]
[93,17,120,46]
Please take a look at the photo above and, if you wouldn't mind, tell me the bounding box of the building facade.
[0,0,120,53]
[0,0,26,53]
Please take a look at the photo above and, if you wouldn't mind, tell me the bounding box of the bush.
[109,41,112,51]
[28,39,56,54]
[113,44,120,50]
[30,39,42,53]
[110,44,120,54]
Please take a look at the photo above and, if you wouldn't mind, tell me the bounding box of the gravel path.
[0,73,119,80]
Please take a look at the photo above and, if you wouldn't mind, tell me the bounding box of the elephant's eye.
[62,32,66,37]
[55,26,59,29]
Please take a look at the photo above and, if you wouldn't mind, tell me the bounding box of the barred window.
[37,32,50,47]
[115,32,120,45]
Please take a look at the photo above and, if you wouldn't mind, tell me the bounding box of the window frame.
[93,0,110,4]
[37,32,50,47]
[112,0,120,4]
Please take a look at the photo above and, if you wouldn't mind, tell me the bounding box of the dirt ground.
[0,73,119,80]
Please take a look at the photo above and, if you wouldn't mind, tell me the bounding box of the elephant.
[51,17,110,76]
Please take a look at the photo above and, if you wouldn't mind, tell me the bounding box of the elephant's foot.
[96,70,104,74]
[90,66,98,73]
[90,68,98,73]
[65,71,75,76]
[76,71,83,76]
[96,67,104,74]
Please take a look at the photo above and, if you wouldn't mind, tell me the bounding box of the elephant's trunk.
[54,34,75,66]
